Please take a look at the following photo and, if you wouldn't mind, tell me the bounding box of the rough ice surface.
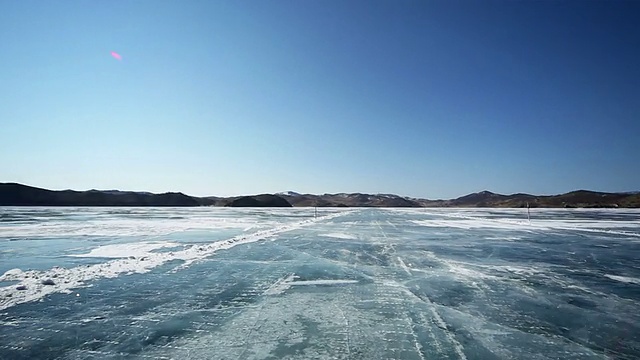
[1,207,639,359]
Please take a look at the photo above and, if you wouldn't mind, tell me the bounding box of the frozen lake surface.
[1,207,639,359]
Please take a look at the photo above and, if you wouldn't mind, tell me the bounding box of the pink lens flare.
[110,51,122,61]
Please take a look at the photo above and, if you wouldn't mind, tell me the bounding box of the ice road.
[1,207,639,359]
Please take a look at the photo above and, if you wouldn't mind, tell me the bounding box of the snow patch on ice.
[322,233,357,240]
[1,269,24,278]
[291,279,359,286]
[411,212,640,237]
[69,242,181,258]
[412,218,532,230]
[484,236,522,241]
[0,216,290,239]
[263,274,359,296]
[604,274,640,285]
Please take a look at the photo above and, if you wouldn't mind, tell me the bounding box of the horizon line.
[3,182,638,201]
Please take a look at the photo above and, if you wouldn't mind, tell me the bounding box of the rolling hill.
[1,183,638,208]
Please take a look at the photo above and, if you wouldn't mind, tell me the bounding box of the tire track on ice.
[399,285,468,360]
[373,215,412,278]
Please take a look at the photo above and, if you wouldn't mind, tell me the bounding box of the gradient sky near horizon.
[1,1,638,199]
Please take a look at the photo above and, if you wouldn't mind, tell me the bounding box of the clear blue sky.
[1,1,638,199]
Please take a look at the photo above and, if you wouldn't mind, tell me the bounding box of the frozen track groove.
[401,286,468,360]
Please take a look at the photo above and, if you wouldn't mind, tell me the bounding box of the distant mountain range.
[0,183,201,207]
[1,183,639,208]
